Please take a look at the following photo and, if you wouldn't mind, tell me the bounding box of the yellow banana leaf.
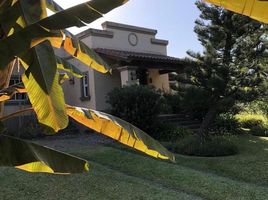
[205,0,268,24]
[21,41,68,132]
[0,25,110,74]
[63,37,111,73]
[0,134,89,174]
[59,73,70,85]
[56,56,83,78]
[66,105,175,162]
[0,83,26,102]
[0,59,80,103]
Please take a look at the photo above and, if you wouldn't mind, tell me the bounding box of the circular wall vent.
[128,33,138,46]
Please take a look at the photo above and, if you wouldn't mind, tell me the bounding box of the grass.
[1,135,268,199]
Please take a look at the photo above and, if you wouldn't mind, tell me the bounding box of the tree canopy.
[179,1,268,137]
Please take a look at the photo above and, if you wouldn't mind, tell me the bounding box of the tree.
[179,1,268,139]
[0,0,174,174]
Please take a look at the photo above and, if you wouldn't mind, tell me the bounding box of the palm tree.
[0,0,174,174]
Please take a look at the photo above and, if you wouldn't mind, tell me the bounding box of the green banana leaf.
[0,1,24,35]
[0,27,111,73]
[0,25,62,70]
[0,134,89,174]
[21,41,68,132]
[66,105,175,162]
[1,0,128,34]
[0,0,128,71]
[0,28,111,73]
[41,0,129,30]
[46,0,64,13]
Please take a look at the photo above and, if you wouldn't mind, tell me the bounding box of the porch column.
[118,66,139,86]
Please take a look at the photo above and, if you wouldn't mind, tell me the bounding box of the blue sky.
[55,0,203,58]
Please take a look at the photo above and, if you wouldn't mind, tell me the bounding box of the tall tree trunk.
[0,60,16,117]
[198,104,218,141]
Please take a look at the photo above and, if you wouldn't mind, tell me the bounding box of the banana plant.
[0,0,175,174]
[204,0,268,24]
[0,86,175,173]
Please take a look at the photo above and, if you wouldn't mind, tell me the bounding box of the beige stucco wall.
[148,69,170,92]
[61,64,121,111]
[93,70,121,111]
[61,60,97,109]
[89,29,167,55]
[81,23,171,110]
[120,69,129,86]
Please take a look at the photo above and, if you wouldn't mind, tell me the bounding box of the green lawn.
[1,135,268,200]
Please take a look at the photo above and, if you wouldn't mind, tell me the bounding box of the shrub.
[106,85,164,135]
[162,93,181,114]
[172,135,238,157]
[237,101,268,116]
[235,113,266,129]
[152,123,192,141]
[211,113,241,134]
[181,87,210,119]
[250,125,268,137]
[19,123,48,139]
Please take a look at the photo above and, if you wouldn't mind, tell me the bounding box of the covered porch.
[95,48,186,92]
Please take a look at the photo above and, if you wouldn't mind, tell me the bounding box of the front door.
[137,69,149,85]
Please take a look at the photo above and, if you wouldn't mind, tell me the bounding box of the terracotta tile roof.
[95,48,182,64]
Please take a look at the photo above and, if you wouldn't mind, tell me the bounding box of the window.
[80,72,90,101]
[9,76,28,102]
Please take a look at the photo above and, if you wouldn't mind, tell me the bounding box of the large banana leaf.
[56,56,83,78]
[0,28,110,73]
[63,37,111,73]
[0,104,175,170]
[15,0,67,133]
[0,29,111,73]
[21,41,68,132]
[205,0,268,24]
[46,0,63,13]
[1,0,128,34]
[0,0,128,132]
[0,25,62,70]
[66,105,175,162]
[0,134,89,174]
[0,83,26,102]
[0,0,129,72]
[0,71,69,102]
[0,1,25,35]
[40,0,129,30]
